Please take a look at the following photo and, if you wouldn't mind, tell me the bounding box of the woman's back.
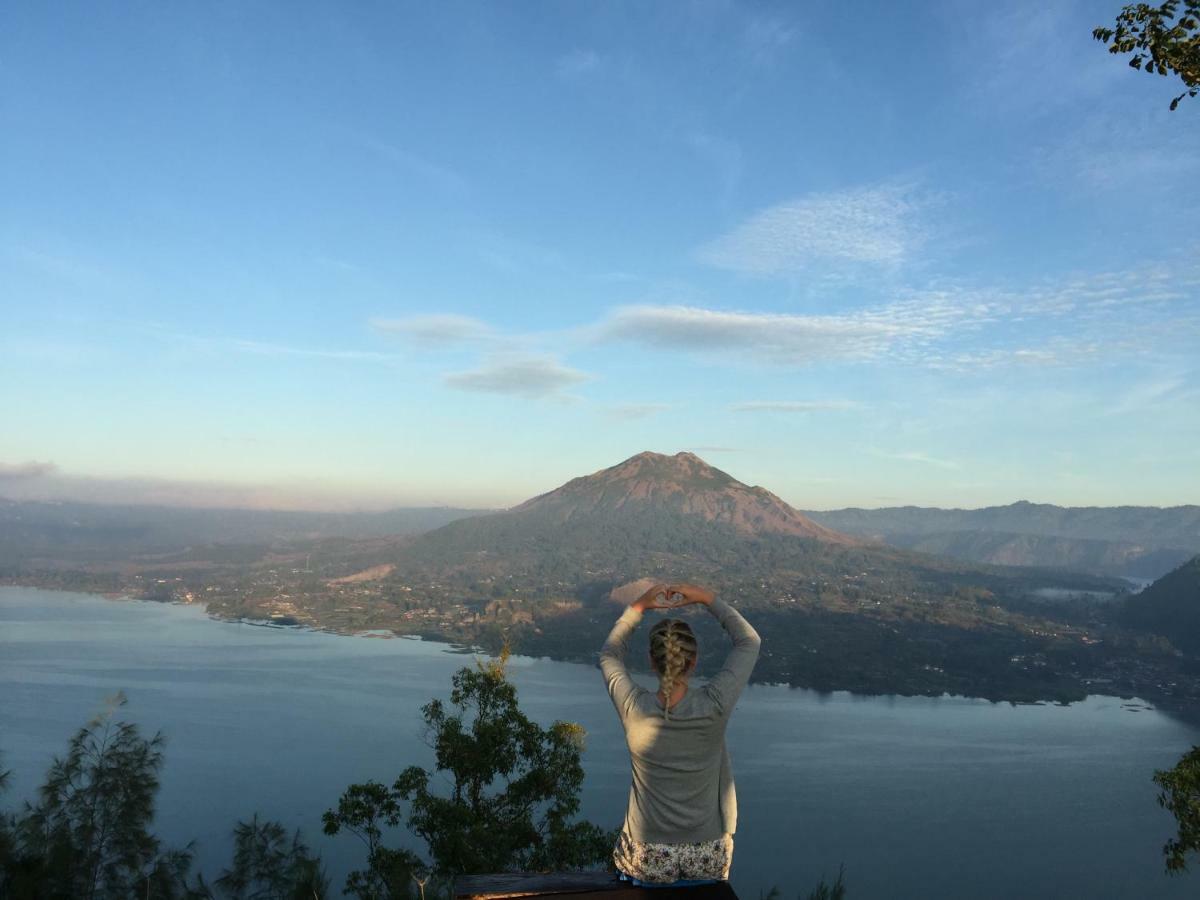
[599,594,761,845]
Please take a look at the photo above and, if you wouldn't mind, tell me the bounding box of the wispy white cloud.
[371,314,494,346]
[742,14,796,66]
[731,400,862,413]
[1104,375,1198,417]
[369,261,1198,380]
[8,243,127,290]
[697,184,926,275]
[870,449,961,470]
[596,297,985,365]
[1032,109,1200,203]
[444,355,590,398]
[150,328,405,365]
[224,338,401,364]
[957,0,1124,115]
[932,338,1106,371]
[313,255,361,273]
[606,403,671,421]
[357,136,468,197]
[556,48,602,78]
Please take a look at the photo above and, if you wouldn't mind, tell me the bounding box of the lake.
[1,587,1197,899]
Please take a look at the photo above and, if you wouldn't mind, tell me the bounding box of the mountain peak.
[602,450,734,486]
[512,451,855,544]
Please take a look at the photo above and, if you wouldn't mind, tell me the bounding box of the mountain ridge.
[807,501,1200,578]
[507,451,854,544]
[1124,555,1200,654]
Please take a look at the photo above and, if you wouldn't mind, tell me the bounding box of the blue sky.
[2,0,1198,511]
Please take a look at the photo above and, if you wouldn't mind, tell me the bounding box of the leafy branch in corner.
[1094,0,1200,109]
[1153,745,1200,874]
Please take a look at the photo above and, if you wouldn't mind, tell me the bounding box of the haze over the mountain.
[0,498,485,566]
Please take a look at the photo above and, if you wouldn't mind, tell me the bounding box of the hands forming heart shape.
[654,588,688,607]
[634,582,715,610]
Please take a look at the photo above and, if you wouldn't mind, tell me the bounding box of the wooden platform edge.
[454,872,738,900]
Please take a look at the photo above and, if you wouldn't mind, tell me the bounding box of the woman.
[598,581,761,886]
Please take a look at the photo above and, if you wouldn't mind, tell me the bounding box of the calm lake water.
[1,587,1197,899]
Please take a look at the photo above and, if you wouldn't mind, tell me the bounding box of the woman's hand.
[667,583,715,606]
[632,582,670,612]
[630,581,716,611]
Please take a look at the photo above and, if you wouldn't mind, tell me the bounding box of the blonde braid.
[649,619,698,720]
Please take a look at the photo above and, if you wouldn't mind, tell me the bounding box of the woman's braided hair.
[648,618,698,720]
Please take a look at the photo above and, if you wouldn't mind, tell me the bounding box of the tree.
[12,692,174,899]
[1153,744,1200,873]
[1,696,326,899]
[326,651,614,898]
[211,814,329,899]
[1094,1,1200,109]
[0,753,15,892]
[321,782,425,900]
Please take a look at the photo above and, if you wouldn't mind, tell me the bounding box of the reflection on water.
[1,587,1197,899]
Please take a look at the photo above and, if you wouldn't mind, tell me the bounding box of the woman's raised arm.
[598,599,650,720]
[692,591,761,715]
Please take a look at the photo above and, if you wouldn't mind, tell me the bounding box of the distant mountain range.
[0,498,484,565]
[806,502,1200,579]
[7,451,1198,707]
[5,472,1196,582]
[357,451,1122,629]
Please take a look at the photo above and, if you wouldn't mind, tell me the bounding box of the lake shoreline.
[8,581,1198,725]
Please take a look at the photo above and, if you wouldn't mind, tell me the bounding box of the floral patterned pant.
[613,830,734,883]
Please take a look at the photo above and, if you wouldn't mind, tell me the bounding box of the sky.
[2,0,1199,512]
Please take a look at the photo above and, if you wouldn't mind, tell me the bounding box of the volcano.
[511,451,852,542]
[399,451,856,566]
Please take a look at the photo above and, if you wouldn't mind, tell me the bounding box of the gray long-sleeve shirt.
[598,598,762,844]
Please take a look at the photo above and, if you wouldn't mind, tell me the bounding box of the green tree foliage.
[1153,745,1200,873]
[326,652,614,897]
[1094,1,1200,109]
[208,814,329,899]
[321,782,425,900]
[10,691,181,899]
[802,866,847,900]
[0,697,328,899]
[0,754,15,891]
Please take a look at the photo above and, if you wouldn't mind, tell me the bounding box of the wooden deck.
[454,873,738,900]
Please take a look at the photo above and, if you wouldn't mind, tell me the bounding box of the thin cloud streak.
[606,403,671,420]
[871,449,961,470]
[596,299,983,366]
[731,400,862,413]
[697,184,926,274]
[372,314,494,346]
[228,339,402,363]
[143,327,406,365]
[357,136,469,197]
[444,355,590,398]
[556,48,602,77]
